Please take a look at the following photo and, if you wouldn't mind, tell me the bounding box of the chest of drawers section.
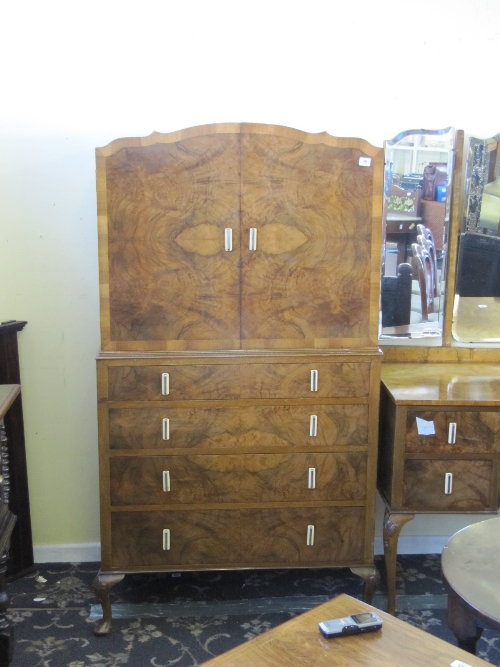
[98,353,381,577]
[378,363,500,615]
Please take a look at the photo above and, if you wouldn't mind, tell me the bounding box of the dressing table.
[378,130,500,615]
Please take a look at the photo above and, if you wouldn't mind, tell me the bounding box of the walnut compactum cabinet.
[378,363,500,615]
[94,124,384,634]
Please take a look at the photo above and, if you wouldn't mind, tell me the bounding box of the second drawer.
[110,452,367,505]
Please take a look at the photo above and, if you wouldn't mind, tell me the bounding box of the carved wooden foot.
[350,566,380,604]
[447,588,483,655]
[93,572,125,636]
[383,508,415,615]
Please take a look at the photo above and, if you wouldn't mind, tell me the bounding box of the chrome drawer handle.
[309,415,318,437]
[162,470,170,492]
[161,373,170,396]
[162,418,170,441]
[249,227,257,251]
[308,467,316,489]
[225,228,233,252]
[444,472,453,495]
[163,528,171,550]
[310,370,318,392]
[306,524,315,546]
[448,423,457,444]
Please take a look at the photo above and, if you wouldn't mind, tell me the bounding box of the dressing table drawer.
[405,410,500,455]
[402,458,495,511]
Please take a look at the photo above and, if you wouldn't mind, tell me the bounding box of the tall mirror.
[453,134,500,343]
[379,127,456,342]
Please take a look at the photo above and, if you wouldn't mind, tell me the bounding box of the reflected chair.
[411,242,435,321]
[417,224,439,296]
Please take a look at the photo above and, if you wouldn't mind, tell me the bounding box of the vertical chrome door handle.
[308,467,316,489]
[162,418,170,441]
[162,528,171,550]
[310,370,318,392]
[444,472,453,495]
[306,524,315,546]
[161,373,170,396]
[225,228,233,251]
[249,228,257,251]
[162,470,170,492]
[448,423,457,444]
[309,415,318,437]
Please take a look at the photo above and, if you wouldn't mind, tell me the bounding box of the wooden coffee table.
[442,516,500,654]
[200,593,490,666]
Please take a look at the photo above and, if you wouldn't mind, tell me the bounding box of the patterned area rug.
[7,555,500,666]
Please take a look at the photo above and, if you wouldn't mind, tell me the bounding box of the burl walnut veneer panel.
[104,134,241,347]
[405,410,500,454]
[107,362,370,401]
[402,459,494,511]
[239,134,374,342]
[108,404,369,451]
[109,452,368,505]
[110,507,366,569]
[97,124,383,351]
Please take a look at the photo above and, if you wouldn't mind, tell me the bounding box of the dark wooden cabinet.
[0,322,33,580]
[378,363,500,614]
[95,124,384,634]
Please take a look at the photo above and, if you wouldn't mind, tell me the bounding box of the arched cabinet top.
[96,123,383,158]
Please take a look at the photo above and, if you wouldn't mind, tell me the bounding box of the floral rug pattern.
[6,555,500,666]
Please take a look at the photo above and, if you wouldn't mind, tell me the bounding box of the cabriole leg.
[93,572,125,636]
[350,566,380,604]
[383,508,415,615]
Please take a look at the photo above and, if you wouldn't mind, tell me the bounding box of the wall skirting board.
[33,538,451,564]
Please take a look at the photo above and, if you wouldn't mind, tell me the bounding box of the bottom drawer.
[402,459,494,511]
[110,507,366,569]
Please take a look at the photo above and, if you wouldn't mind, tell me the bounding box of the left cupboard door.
[98,132,242,351]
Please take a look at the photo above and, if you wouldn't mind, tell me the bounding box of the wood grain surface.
[405,409,500,454]
[200,593,492,667]
[107,362,370,401]
[109,452,367,505]
[240,134,373,342]
[108,404,369,451]
[110,507,366,568]
[97,124,382,350]
[402,459,493,511]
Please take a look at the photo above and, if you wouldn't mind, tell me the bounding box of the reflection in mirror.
[379,127,455,342]
[453,134,500,343]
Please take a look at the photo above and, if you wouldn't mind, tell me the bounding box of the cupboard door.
[110,507,366,568]
[100,132,241,351]
[109,452,367,505]
[240,131,376,348]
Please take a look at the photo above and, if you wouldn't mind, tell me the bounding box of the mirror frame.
[379,127,456,344]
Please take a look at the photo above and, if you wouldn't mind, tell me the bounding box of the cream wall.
[1,0,499,560]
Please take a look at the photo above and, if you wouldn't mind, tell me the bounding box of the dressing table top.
[381,363,500,406]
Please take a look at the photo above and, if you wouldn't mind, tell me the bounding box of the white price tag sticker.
[359,157,371,167]
[451,660,473,667]
[416,417,435,436]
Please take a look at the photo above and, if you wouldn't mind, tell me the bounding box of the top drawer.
[405,410,500,454]
[106,362,371,402]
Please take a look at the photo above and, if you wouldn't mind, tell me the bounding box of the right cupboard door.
[240,129,380,349]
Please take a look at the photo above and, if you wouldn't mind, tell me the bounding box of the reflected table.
[442,516,500,654]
